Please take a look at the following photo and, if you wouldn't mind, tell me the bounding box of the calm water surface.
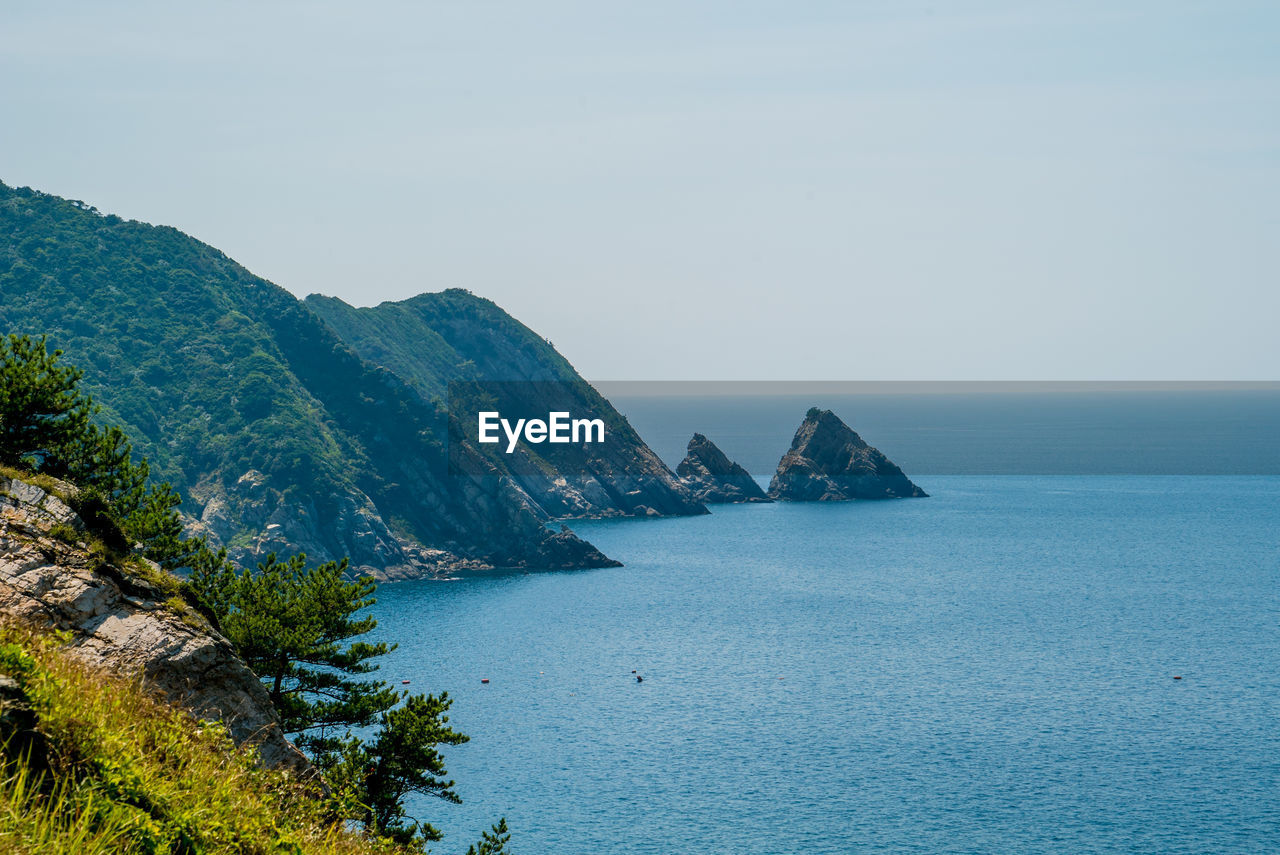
[371,476,1280,853]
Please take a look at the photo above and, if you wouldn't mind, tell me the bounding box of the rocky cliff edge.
[0,474,310,774]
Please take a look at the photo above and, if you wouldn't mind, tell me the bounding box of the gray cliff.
[768,409,927,501]
[676,434,771,504]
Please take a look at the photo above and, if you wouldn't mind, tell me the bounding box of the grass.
[123,553,184,597]
[0,759,136,855]
[0,622,410,855]
[0,464,74,503]
[47,523,83,546]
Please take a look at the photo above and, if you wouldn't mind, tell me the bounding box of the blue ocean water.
[370,476,1280,854]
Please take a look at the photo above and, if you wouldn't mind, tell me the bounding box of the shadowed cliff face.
[306,292,707,520]
[676,433,771,504]
[0,476,310,773]
[768,409,928,501]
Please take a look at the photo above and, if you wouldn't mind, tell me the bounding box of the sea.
[369,389,1280,853]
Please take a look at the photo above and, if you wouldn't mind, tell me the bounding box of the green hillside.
[306,291,590,401]
[0,182,610,576]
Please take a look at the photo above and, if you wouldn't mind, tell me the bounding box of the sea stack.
[768,408,927,501]
[676,433,772,504]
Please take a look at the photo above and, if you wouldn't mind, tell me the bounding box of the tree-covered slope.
[0,182,612,576]
[307,292,705,518]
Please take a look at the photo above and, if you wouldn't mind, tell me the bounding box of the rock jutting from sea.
[768,408,927,501]
[676,433,772,504]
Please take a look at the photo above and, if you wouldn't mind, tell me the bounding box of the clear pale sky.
[3,1,1277,380]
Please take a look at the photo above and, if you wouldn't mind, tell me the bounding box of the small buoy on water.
[1173,676,1182,680]
[631,670,637,674]
[481,678,490,684]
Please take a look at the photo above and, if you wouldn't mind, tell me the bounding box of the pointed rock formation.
[676,434,772,504]
[768,409,927,501]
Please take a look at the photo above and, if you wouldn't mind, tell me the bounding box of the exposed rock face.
[768,409,927,501]
[184,470,451,581]
[0,476,310,773]
[676,434,771,504]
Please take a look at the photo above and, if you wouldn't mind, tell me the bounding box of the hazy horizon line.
[594,381,1280,397]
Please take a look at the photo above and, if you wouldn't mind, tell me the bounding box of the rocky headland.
[676,433,771,504]
[768,408,927,501]
[0,182,691,581]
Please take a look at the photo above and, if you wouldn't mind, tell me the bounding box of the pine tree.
[189,550,476,848]
[362,692,470,843]
[465,818,513,855]
[203,552,403,751]
[0,334,197,567]
[0,334,93,470]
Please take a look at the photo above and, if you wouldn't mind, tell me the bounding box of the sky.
[2,1,1277,380]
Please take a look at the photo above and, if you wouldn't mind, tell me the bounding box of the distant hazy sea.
[603,387,1280,476]
[370,392,1280,853]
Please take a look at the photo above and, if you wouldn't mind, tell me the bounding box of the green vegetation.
[464,820,512,855]
[0,463,73,500]
[0,333,93,469]
[315,696,471,847]
[0,333,197,570]
[1,752,136,855]
[0,624,505,855]
[306,291,670,519]
[188,552,401,742]
[0,181,590,573]
[187,550,472,846]
[307,290,639,446]
[0,185,359,503]
[0,332,508,852]
[0,182,450,567]
[0,623,407,855]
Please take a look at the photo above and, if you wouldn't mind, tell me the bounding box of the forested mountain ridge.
[308,292,705,519]
[0,181,616,576]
